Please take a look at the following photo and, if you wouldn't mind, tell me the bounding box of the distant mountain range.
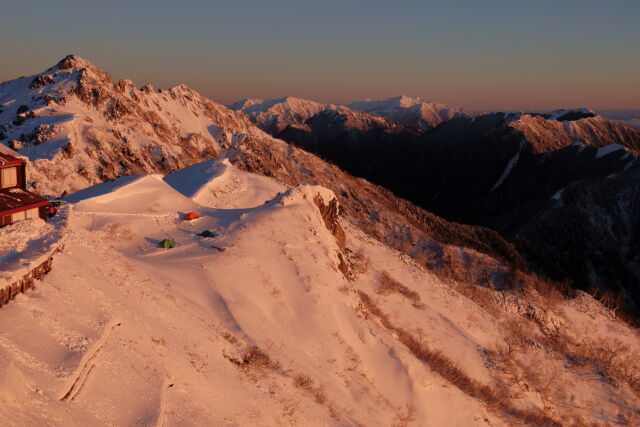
[598,109,640,129]
[228,94,478,133]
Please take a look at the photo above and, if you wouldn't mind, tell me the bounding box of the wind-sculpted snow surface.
[164,158,286,209]
[1,161,639,425]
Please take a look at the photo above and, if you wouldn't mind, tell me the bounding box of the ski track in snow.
[153,380,173,427]
[59,320,121,402]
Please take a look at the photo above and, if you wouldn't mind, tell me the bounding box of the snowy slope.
[0,162,496,425]
[1,161,639,426]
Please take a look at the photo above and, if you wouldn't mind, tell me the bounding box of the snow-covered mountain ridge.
[4,56,640,310]
[259,104,640,313]
[228,95,410,135]
[503,110,640,153]
[231,94,640,158]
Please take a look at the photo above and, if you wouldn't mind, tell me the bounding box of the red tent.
[183,212,200,221]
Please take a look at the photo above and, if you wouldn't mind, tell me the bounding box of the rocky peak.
[139,83,155,93]
[396,95,423,108]
[54,55,104,76]
[56,54,81,70]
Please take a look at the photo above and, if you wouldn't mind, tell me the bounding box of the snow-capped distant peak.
[348,95,475,130]
[229,96,338,133]
[54,54,96,71]
[229,96,328,114]
[502,108,599,125]
[349,95,424,111]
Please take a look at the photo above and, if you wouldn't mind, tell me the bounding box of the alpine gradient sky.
[3,0,638,111]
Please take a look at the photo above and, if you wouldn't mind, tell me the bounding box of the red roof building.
[0,145,49,227]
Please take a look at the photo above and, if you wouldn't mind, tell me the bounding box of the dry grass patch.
[393,403,417,427]
[224,344,281,375]
[445,278,501,318]
[101,222,135,241]
[571,337,640,397]
[377,271,424,309]
[222,336,342,420]
[356,289,559,426]
[293,374,328,404]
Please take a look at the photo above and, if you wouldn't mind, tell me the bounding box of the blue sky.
[2,0,638,110]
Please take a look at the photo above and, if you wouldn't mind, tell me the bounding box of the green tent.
[159,238,175,248]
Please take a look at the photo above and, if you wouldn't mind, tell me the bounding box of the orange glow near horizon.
[1,0,638,111]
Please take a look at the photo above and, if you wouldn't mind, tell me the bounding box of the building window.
[1,167,18,188]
